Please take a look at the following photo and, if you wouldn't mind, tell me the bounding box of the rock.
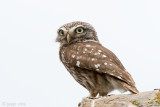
[79,90,160,107]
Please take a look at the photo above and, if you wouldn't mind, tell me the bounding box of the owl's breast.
[59,46,79,81]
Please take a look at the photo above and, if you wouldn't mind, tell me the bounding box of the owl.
[56,21,139,98]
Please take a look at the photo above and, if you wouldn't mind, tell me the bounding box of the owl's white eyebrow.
[70,25,85,31]
[76,25,84,27]
[58,27,67,31]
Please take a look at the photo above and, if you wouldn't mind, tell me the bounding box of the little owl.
[56,21,139,97]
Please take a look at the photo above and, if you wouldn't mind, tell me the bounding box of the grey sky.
[0,0,160,107]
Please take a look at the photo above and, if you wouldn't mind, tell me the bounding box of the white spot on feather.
[91,58,95,61]
[104,62,107,65]
[96,69,99,71]
[84,48,87,51]
[72,54,75,58]
[76,61,80,67]
[110,59,112,61]
[94,53,98,55]
[102,55,107,58]
[117,76,122,79]
[98,50,102,52]
[95,64,100,68]
[86,45,91,47]
[110,64,112,66]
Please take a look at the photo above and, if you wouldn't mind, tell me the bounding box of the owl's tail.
[119,81,139,94]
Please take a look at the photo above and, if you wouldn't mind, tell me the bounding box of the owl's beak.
[67,34,71,43]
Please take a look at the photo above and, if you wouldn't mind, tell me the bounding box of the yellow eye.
[76,27,84,34]
[59,30,64,36]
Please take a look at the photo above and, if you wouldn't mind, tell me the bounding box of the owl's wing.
[63,41,135,86]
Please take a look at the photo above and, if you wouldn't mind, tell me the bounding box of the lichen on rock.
[79,90,160,107]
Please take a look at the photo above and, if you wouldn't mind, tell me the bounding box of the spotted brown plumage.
[57,21,139,97]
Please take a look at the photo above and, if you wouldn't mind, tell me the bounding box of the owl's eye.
[59,30,64,36]
[76,27,84,34]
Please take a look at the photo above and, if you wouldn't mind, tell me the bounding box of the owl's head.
[56,21,99,45]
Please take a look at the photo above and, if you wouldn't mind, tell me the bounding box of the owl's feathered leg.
[99,92,108,96]
[87,90,98,99]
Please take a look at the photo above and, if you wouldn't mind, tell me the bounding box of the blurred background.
[0,0,160,107]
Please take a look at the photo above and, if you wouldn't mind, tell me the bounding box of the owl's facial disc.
[67,28,86,43]
[67,26,86,43]
[57,26,86,44]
